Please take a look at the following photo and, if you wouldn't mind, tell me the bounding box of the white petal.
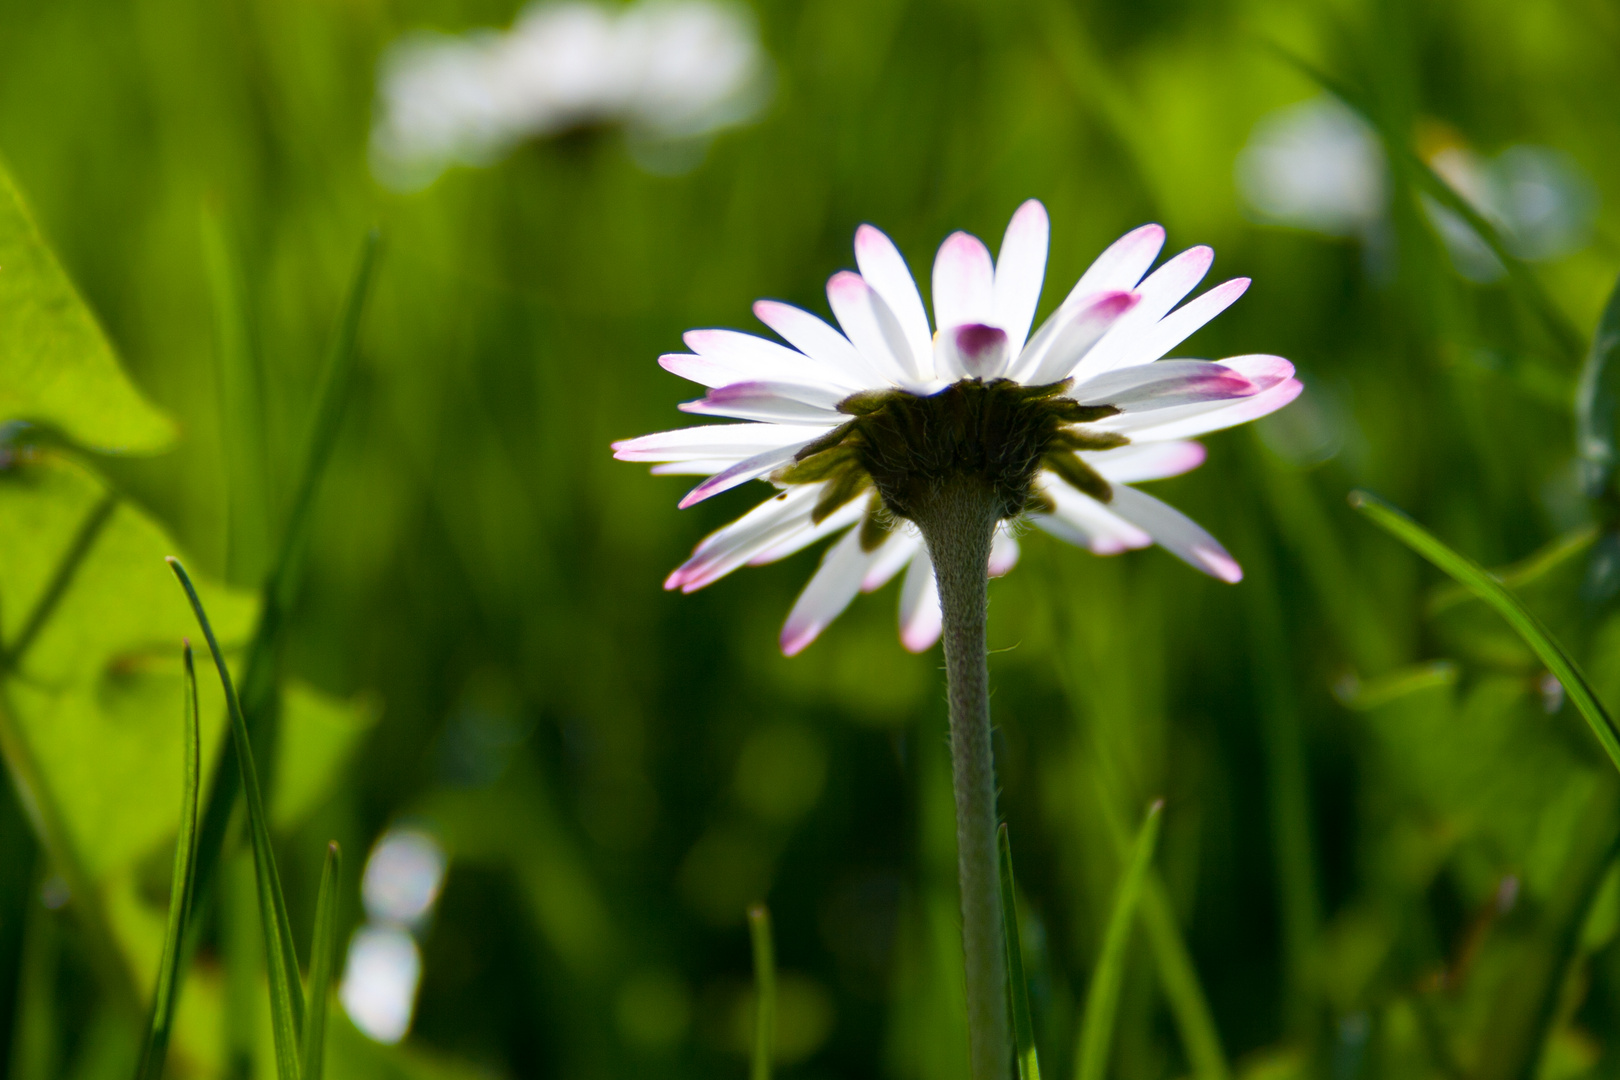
[753,300,882,386]
[747,498,867,566]
[679,380,848,423]
[781,526,879,655]
[989,527,1020,577]
[668,486,821,591]
[682,328,862,389]
[1062,223,1165,304]
[1074,246,1215,378]
[1093,277,1249,371]
[936,324,1011,381]
[1096,357,1302,441]
[1105,483,1242,583]
[854,225,933,369]
[1014,291,1139,385]
[1070,360,1262,412]
[650,459,735,476]
[1085,441,1207,483]
[993,200,1049,357]
[932,231,996,334]
[827,271,923,383]
[862,526,922,592]
[677,443,809,508]
[612,422,827,463]
[1030,478,1153,554]
[898,547,942,653]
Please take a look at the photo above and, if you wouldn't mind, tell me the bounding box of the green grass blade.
[747,903,776,1080]
[1272,46,1584,361]
[132,642,202,1080]
[189,229,379,935]
[1074,801,1163,1080]
[998,825,1042,1080]
[300,841,341,1080]
[1576,273,1620,498]
[167,556,305,1080]
[1350,491,1620,773]
[200,206,272,585]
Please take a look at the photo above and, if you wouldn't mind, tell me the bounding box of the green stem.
[911,477,1011,1080]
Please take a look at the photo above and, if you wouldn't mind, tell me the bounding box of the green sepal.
[1042,451,1113,503]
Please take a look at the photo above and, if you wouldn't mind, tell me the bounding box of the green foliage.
[998,826,1041,1080]
[0,161,173,453]
[1074,802,1161,1080]
[748,904,775,1080]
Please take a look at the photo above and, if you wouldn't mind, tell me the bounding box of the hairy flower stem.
[910,476,1011,1080]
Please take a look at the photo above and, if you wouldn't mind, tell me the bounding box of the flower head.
[614,201,1303,654]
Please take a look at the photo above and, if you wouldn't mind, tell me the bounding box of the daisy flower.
[614,200,1302,655]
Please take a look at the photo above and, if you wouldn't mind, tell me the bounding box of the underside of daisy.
[614,199,1303,654]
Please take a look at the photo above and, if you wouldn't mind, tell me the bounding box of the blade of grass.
[1074,801,1163,1080]
[201,206,272,585]
[300,841,341,1080]
[998,825,1042,1080]
[1272,46,1584,361]
[168,556,305,1080]
[748,903,775,1080]
[1350,491,1620,772]
[132,642,201,1080]
[1576,273,1620,497]
[189,230,379,928]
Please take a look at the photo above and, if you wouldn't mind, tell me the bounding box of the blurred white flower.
[340,925,422,1044]
[1236,98,1596,281]
[1235,97,1387,238]
[371,0,771,189]
[361,827,448,927]
[343,826,450,1044]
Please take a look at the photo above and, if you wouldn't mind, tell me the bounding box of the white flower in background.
[371,0,770,189]
[1236,97,1388,238]
[342,827,449,1043]
[1236,97,1597,280]
[615,202,1303,654]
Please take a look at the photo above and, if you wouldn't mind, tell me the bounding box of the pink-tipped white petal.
[1074,246,1216,378]
[862,527,922,591]
[1085,441,1207,484]
[780,526,879,655]
[1063,224,1165,304]
[612,422,828,463]
[1097,278,1250,370]
[746,498,868,567]
[679,380,848,423]
[898,548,943,652]
[933,231,996,336]
[854,225,934,368]
[678,442,812,508]
[649,459,736,476]
[989,528,1021,577]
[1096,358,1302,441]
[753,300,881,385]
[1030,478,1154,555]
[827,271,923,384]
[994,200,1049,356]
[937,323,1011,381]
[683,329,863,390]
[666,486,821,591]
[1016,291,1139,385]
[1069,360,1261,412]
[1105,483,1243,583]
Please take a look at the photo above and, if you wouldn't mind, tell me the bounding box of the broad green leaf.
[133,643,200,1080]
[0,453,253,881]
[1074,801,1162,1080]
[998,826,1041,1080]
[169,557,305,1080]
[1575,274,1620,498]
[748,903,775,1080]
[0,164,173,452]
[1351,490,1620,774]
[302,842,342,1080]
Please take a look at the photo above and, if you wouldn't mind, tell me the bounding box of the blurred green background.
[4,0,1620,1077]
